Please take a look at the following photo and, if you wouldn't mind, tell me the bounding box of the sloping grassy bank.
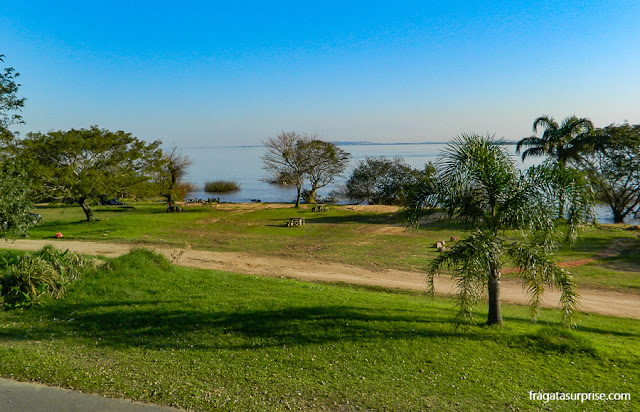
[27,203,640,291]
[0,249,637,410]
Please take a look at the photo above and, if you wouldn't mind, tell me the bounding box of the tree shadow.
[302,212,400,225]
[1,300,496,350]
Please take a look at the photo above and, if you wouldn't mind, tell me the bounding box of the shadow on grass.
[303,212,400,225]
[1,301,484,350]
[3,298,629,355]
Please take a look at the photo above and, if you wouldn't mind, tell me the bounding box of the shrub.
[174,181,198,201]
[204,180,240,193]
[0,246,90,309]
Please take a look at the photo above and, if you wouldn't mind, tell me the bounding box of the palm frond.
[507,242,579,326]
[532,115,558,134]
[429,230,501,327]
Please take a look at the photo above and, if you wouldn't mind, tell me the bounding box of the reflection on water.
[181,143,639,224]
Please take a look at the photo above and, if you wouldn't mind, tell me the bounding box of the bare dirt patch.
[342,205,400,213]
[4,239,640,320]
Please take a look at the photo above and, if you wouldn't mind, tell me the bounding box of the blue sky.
[2,1,639,146]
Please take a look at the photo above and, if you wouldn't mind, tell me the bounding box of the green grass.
[0,248,638,410]
[27,202,640,291]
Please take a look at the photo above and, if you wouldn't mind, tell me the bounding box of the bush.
[204,180,240,193]
[174,181,198,201]
[0,246,90,308]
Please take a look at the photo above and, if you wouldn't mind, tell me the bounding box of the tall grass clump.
[0,246,90,308]
[204,180,240,193]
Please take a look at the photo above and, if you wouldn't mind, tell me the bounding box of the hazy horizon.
[3,1,639,146]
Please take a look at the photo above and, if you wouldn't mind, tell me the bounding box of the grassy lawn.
[27,202,640,292]
[0,249,638,411]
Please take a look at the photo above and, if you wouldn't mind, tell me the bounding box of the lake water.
[182,143,637,224]
[182,143,449,203]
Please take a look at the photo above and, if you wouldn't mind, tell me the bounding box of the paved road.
[0,378,182,411]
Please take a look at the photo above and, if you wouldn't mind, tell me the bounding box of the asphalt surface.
[0,378,183,412]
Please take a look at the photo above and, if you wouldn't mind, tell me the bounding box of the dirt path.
[3,239,639,320]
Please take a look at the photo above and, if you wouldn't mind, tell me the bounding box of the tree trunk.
[308,187,318,204]
[558,192,565,219]
[486,268,503,326]
[294,183,302,208]
[167,173,177,204]
[613,211,625,224]
[79,198,95,221]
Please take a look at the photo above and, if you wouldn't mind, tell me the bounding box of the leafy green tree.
[17,126,163,221]
[345,156,422,205]
[516,115,595,165]
[405,134,593,327]
[0,54,36,239]
[580,123,640,223]
[0,161,34,239]
[305,140,350,203]
[0,54,26,130]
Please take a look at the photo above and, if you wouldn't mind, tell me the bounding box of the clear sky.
[2,0,639,146]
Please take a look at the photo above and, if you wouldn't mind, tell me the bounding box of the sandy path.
[3,239,639,320]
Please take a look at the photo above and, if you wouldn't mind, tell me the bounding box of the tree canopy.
[304,139,350,203]
[580,123,640,223]
[17,126,163,221]
[262,131,349,206]
[0,54,36,239]
[405,134,593,327]
[345,156,424,205]
[0,54,26,131]
[516,115,595,165]
[161,145,193,204]
[0,160,34,239]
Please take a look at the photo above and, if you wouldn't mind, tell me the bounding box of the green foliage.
[0,54,26,129]
[0,246,90,308]
[580,123,640,223]
[203,180,240,193]
[0,159,35,239]
[16,126,163,221]
[345,156,425,205]
[304,139,350,202]
[516,115,595,165]
[407,134,593,326]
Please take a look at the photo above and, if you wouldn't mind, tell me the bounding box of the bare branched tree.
[163,145,193,204]
[261,131,313,207]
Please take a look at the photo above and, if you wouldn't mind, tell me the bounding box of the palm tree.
[516,115,595,165]
[405,134,593,327]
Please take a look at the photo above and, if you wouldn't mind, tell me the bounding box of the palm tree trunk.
[486,267,503,326]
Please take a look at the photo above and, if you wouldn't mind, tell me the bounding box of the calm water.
[181,143,636,224]
[182,143,447,203]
